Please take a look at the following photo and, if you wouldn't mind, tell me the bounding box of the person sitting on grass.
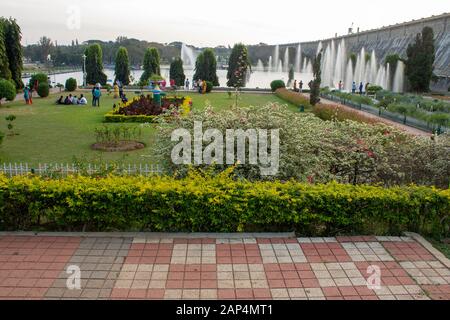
[72,95,78,105]
[56,96,64,105]
[64,95,72,105]
[78,94,87,105]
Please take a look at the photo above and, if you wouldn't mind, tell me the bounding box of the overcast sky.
[2,0,449,46]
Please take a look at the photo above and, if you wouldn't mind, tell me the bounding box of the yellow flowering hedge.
[0,171,448,236]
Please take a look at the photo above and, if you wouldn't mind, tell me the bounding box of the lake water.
[24,67,314,89]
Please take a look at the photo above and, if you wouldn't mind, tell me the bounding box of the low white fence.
[0,163,163,177]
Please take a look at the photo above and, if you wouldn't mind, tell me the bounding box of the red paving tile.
[355,261,416,286]
[0,236,82,299]
[0,235,447,300]
[382,242,435,261]
[300,243,352,263]
[422,285,450,300]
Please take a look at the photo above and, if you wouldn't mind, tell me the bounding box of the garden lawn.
[0,91,297,165]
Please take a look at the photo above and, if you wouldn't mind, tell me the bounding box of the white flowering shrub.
[153,103,449,187]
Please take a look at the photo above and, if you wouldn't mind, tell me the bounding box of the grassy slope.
[0,91,297,165]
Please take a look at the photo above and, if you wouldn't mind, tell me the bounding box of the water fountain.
[313,40,405,92]
[257,59,264,71]
[268,56,273,73]
[334,40,346,87]
[392,61,405,93]
[322,40,336,88]
[284,47,290,72]
[305,59,313,74]
[316,41,323,55]
[344,60,353,91]
[277,60,283,73]
[273,45,279,72]
[369,51,378,84]
[181,43,197,69]
[295,44,302,73]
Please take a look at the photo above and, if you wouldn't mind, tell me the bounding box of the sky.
[1,0,449,47]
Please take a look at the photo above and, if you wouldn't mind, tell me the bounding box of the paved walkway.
[0,233,448,300]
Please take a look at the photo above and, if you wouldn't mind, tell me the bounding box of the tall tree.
[193,48,219,86]
[114,46,130,85]
[169,57,185,86]
[310,51,322,106]
[405,27,435,92]
[2,18,23,89]
[0,20,11,80]
[85,43,107,85]
[140,47,161,83]
[226,43,251,88]
[38,36,53,63]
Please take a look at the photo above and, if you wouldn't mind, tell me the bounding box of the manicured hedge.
[275,88,312,110]
[104,112,157,123]
[313,103,381,124]
[0,173,448,236]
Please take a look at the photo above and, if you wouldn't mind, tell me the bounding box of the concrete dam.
[257,13,449,91]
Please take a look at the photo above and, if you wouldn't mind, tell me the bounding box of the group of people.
[351,81,371,95]
[56,94,87,105]
[192,79,208,94]
[293,80,304,93]
[23,86,34,105]
[55,84,101,107]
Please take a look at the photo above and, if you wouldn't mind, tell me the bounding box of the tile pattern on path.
[0,235,448,300]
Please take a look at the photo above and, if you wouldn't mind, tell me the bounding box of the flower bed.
[105,95,192,123]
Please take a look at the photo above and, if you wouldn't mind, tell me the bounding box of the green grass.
[0,91,297,165]
[427,238,450,259]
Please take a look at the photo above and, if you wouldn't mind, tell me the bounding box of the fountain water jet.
[393,61,405,93]
[284,47,290,72]
[295,44,302,73]
[181,43,197,69]
[273,45,279,72]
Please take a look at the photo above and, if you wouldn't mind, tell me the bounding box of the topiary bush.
[367,85,383,95]
[0,79,17,103]
[29,73,48,88]
[65,78,77,92]
[205,81,213,93]
[37,82,49,98]
[270,80,286,92]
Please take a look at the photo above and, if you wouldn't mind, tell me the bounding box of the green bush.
[0,79,17,102]
[367,85,383,95]
[65,78,77,92]
[205,81,213,93]
[270,80,286,92]
[0,172,448,236]
[29,73,48,87]
[37,82,49,98]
